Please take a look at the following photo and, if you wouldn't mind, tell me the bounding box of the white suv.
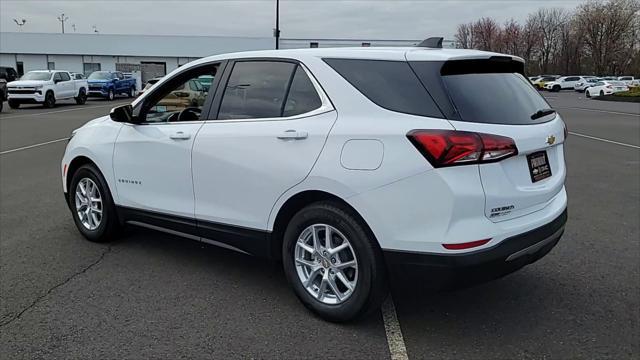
[62,45,568,322]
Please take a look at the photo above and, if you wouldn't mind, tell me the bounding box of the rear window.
[439,72,552,125]
[324,59,443,118]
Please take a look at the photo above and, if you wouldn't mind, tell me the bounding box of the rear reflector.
[442,239,491,250]
[407,130,518,167]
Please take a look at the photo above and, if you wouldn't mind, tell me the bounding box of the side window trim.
[209,58,333,122]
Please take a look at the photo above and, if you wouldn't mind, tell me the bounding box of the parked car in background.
[7,70,88,108]
[0,77,7,112]
[574,78,599,92]
[630,79,640,88]
[531,76,558,90]
[154,78,206,110]
[71,73,86,80]
[0,66,19,82]
[197,75,214,91]
[586,80,629,98]
[139,77,162,96]
[87,71,137,100]
[617,76,635,86]
[544,76,585,92]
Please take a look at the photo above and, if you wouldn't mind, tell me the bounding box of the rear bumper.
[384,208,567,287]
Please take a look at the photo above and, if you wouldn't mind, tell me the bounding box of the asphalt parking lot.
[1,92,638,359]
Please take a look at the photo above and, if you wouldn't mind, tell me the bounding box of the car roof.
[191,47,524,64]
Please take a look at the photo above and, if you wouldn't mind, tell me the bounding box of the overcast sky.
[1,0,588,40]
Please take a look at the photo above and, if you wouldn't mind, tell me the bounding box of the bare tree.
[531,8,570,74]
[472,17,501,51]
[455,23,474,49]
[501,19,523,57]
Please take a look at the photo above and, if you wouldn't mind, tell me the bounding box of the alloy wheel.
[294,224,358,305]
[74,178,103,231]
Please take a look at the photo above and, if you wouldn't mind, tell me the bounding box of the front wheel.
[68,164,120,242]
[107,89,115,101]
[586,90,591,98]
[282,201,387,322]
[552,85,561,92]
[128,86,135,98]
[43,91,56,108]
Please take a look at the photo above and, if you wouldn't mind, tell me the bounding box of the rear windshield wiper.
[531,108,556,120]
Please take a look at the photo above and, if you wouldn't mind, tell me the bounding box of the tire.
[600,90,604,97]
[586,90,591,98]
[128,86,135,98]
[552,85,561,92]
[68,164,120,243]
[8,99,20,109]
[43,91,56,108]
[75,88,87,105]
[282,201,387,322]
[107,89,115,101]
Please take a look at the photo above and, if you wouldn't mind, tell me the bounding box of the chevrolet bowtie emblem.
[546,135,556,145]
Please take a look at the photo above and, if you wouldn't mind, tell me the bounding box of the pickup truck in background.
[7,70,88,108]
[87,71,137,100]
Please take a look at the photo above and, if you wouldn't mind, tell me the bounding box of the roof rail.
[416,37,443,49]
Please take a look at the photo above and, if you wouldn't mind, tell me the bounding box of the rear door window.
[283,66,322,117]
[323,59,443,118]
[217,61,296,120]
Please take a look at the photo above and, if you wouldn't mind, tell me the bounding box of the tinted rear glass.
[324,59,443,118]
[439,72,553,125]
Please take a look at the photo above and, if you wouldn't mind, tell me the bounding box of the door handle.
[277,130,308,140]
[169,131,191,140]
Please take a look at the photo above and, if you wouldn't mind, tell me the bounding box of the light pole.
[57,13,68,34]
[13,18,27,31]
[274,0,280,49]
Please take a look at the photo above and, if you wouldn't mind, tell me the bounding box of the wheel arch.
[269,190,380,260]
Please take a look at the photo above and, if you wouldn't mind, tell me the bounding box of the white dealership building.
[0,32,455,80]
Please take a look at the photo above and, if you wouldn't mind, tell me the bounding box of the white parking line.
[0,137,69,155]
[558,107,640,116]
[382,296,409,360]
[569,132,640,149]
[0,102,124,120]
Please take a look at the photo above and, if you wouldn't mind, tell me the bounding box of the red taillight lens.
[407,130,518,167]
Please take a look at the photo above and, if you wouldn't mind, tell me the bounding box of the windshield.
[88,72,113,80]
[440,72,553,125]
[21,72,52,81]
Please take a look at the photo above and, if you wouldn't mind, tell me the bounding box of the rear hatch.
[408,55,566,222]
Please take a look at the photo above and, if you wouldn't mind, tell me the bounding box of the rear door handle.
[169,131,191,140]
[277,130,308,140]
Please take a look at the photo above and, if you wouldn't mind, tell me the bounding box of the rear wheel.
[128,86,135,98]
[75,88,87,105]
[282,201,387,322]
[600,90,604,97]
[552,85,561,92]
[68,164,120,242]
[43,91,56,108]
[8,99,20,109]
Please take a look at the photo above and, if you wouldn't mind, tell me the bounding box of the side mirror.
[112,78,118,83]
[110,104,137,123]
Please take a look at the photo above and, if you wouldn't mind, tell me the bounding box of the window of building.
[83,63,101,76]
[310,42,319,48]
[47,62,55,70]
[16,62,24,77]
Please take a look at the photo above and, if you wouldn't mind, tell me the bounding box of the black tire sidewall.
[108,89,114,101]
[282,202,386,322]
[44,91,55,108]
[128,87,135,98]
[75,89,87,104]
[68,165,118,242]
[8,100,20,109]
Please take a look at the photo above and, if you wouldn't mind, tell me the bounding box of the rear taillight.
[407,130,518,168]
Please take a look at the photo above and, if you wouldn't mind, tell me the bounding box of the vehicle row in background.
[87,71,137,100]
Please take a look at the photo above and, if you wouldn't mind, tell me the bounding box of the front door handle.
[169,131,191,140]
[277,130,308,140]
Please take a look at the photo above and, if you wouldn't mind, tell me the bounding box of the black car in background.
[0,66,19,82]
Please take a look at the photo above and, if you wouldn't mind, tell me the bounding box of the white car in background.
[544,76,585,92]
[617,76,635,86]
[586,80,629,98]
[574,78,598,92]
[7,70,88,108]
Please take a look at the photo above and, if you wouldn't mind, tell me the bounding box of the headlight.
[34,85,43,90]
